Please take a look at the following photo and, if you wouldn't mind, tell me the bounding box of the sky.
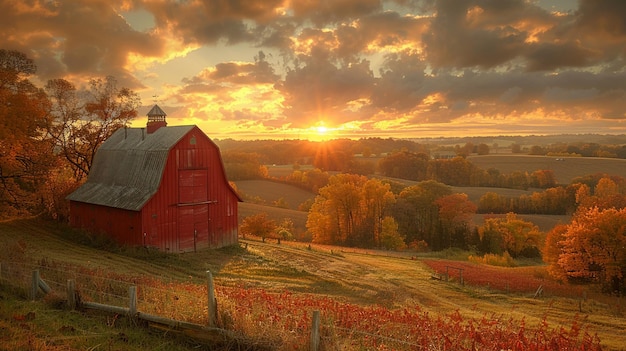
[2,0,625,140]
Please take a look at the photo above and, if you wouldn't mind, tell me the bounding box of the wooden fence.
[0,262,324,351]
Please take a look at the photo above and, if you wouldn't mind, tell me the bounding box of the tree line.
[241,167,626,292]
[0,50,140,220]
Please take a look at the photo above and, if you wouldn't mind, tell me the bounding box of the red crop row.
[33,261,600,350]
[129,277,601,350]
[422,259,584,297]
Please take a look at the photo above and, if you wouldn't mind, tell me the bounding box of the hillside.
[0,219,624,350]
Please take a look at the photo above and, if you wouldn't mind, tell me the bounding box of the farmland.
[1,219,625,350]
[2,151,626,349]
[467,154,626,185]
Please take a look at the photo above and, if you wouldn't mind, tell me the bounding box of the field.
[467,155,626,184]
[1,219,625,350]
[2,155,625,349]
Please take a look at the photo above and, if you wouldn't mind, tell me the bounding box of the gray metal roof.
[66,125,195,211]
[147,104,167,117]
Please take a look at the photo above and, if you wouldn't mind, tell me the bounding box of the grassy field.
[234,180,314,211]
[0,218,625,350]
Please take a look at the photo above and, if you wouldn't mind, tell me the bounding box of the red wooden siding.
[139,127,239,252]
[69,202,142,246]
[70,125,239,253]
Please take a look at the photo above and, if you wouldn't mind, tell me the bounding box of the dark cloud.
[1,0,624,136]
[423,0,549,69]
[0,0,160,88]
[291,0,382,26]
[146,1,253,45]
[525,42,599,71]
[184,55,280,85]
[576,0,626,37]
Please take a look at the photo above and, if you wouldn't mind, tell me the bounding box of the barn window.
[190,135,196,145]
[178,149,198,169]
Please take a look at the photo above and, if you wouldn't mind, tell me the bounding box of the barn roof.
[147,104,167,117]
[66,125,195,211]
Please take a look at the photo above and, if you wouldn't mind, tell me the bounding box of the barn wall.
[141,126,239,252]
[69,201,142,246]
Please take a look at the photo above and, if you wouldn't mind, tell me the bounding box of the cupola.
[146,104,167,134]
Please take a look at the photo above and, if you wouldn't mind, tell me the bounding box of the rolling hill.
[0,219,624,350]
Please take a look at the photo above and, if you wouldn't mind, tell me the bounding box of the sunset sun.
[308,122,335,141]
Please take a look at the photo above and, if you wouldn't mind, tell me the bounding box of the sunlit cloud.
[1,0,625,140]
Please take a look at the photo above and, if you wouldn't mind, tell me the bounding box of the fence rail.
[0,261,328,350]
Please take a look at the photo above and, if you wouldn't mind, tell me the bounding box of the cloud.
[2,0,625,138]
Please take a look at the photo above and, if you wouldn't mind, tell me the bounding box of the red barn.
[67,105,241,252]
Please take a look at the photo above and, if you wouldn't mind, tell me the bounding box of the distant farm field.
[468,154,626,184]
[234,179,314,210]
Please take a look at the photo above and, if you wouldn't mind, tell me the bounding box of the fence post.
[67,279,76,310]
[206,270,216,327]
[129,286,137,316]
[38,276,51,295]
[31,270,39,300]
[310,310,320,351]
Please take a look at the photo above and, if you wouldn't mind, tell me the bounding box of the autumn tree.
[312,143,352,172]
[529,169,557,188]
[572,176,626,212]
[0,50,56,217]
[548,207,626,293]
[307,174,395,248]
[240,213,277,241]
[392,180,452,250]
[46,76,140,180]
[478,213,543,258]
[476,143,490,155]
[435,193,478,249]
[379,216,405,250]
[543,224,569,281]
[378,150,430,181]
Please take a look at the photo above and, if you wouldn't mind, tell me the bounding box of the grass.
[1,218,624,350]
[0,284,199,351]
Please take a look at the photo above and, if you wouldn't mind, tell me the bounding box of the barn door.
[178,169,209,252]
[178,205,209,252]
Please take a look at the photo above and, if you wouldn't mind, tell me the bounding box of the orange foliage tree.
[435,193,477,249]
[0,50,56,217]
[546,207,626,293]
[240,213,277,241]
